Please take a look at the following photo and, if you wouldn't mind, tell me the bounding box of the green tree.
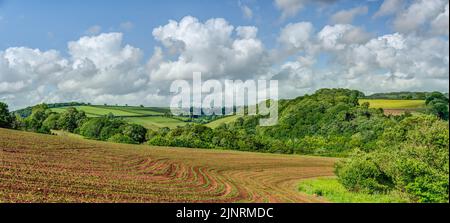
[0,102,14,128]
[425,92,449,120]
[57,107,87,133]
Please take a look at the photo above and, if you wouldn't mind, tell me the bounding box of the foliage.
[298,178,408,203]
[425,92,449,120]
[57,107,87,133]
[108,134,137,144]
[336,116,449,203]
[0,102,14,128]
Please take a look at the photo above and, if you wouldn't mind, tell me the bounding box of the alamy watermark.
[170,72,279,126]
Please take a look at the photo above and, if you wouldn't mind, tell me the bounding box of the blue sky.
[0,0,389,56]
[0,0,449,109]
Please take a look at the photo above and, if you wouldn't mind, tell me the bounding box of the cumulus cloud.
[0,12,448,109]
[392,0,447,34]
[331,6,368,24]
[374,0,405,18]
[430,3,449,36]
[149,16,269,81]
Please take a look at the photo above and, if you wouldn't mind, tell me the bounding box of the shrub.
[108,134,137,144]
[336,151,393,194]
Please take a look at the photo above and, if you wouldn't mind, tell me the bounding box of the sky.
[0,0,449,109]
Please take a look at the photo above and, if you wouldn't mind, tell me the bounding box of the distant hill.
[13,102,87,117]
[364,91,449,100]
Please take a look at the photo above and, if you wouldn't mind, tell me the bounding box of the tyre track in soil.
[0,128,337,203]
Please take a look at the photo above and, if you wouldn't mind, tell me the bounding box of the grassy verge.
[298,177,409,203]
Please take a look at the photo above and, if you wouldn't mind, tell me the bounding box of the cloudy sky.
[0,0,449,110]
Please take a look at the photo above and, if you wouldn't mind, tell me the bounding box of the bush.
[336,151,393,194]
[121,124,147,144]
[336,116,449,203]
[108,134,137,144]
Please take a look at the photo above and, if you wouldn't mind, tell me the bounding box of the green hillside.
[51,105,167,117]
[124,116,187,130]
[205,115,239,128]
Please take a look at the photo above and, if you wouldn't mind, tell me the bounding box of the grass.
[359,99,425,109]
[124,116,187,130]
[50,105,183,130]
[0,128,337,203]
[205,116,239,128]
[51,106,143,117]
[298,177,408,203]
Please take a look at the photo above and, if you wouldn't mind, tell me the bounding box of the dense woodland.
[0,88,448,202]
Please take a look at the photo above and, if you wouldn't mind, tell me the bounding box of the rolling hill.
[50,105,187,130]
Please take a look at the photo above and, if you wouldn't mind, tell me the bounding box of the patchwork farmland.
[0,128,336,203]
[50,105,187,130]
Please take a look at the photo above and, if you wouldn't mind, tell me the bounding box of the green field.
[205,116,239,128]
[359,99,425,109]
[50,105,183,129]
[124,116,187,130]
[298,177,408,203]
[51,105,167,117]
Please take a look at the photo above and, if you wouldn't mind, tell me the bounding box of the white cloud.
[431,3,449,36]
[278,22,314,51]
[149,16,268,81]
[331,6,368,24]
[374,0,405,18]
[0,12,448,110]
[318,24,372,50]
[393,0,447,34]
[275,0,305,20]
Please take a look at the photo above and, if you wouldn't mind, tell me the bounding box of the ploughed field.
[0,128,336,203]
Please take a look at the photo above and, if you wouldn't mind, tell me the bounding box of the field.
[205,116,239,128]
[359,99,426,115]
[51,105,167,117]
[50,105,187,129]
[123,116,187,130]
[0,128,336,203]
[298,178,407,203]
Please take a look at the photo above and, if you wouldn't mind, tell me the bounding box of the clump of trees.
[78,116,147,144]
[12,104,88,134]
[336,116,449,203]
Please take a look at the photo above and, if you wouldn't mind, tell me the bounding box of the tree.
[42,113,61,130]
[426,92,449,120]
[57,107,87,133]
[121,124,147,144]
[0,102,14,128]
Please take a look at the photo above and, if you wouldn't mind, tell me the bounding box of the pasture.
[205,116,239,128]
[0,128,336,203]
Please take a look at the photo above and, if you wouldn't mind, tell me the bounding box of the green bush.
[108,134,137,144]
[336,116,449,203]
[336,151,393,194]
